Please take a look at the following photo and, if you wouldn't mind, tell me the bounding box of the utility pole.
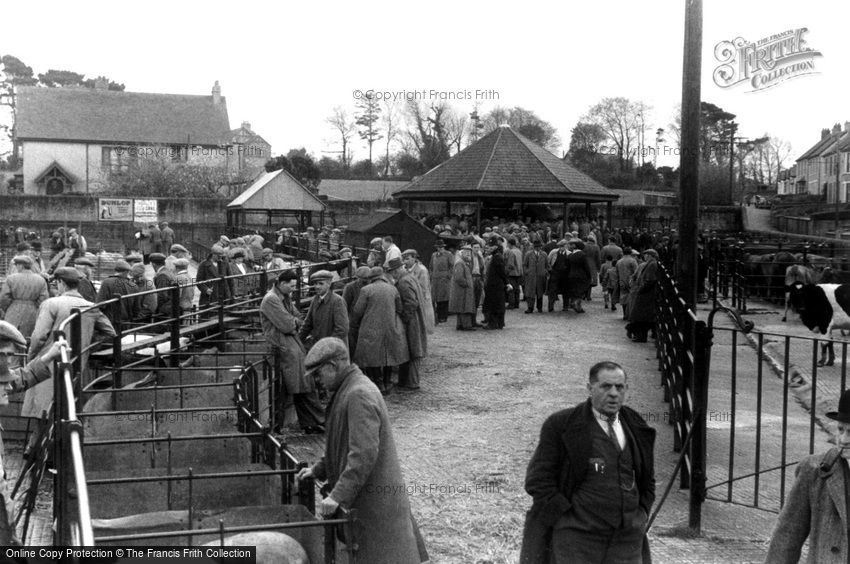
[727,122,737,205]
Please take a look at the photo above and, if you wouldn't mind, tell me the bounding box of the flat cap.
[369,266,385,280]
[174,258,190,268]
[31,241,42,251]
[643,248,659,258]
[219,236,231,244]
[262,247,274,255]
[15,242,31,252]
[338,247,352,255]
[211,244,226,256]
[277,270,299,283]
[557,239,568,247]
[385,257,403,271]
[130,263,146,277]
[434,239,445,247]
[230,249,245,259]
[304,337,349,375]
[149,252,167,263]
[370,237,383,246]
[170,244,188,253]
[0,320,27,349]
[310,270,333,281]
[12,254,33,267]
[401,249,418,258]
[114,260,131,272]
[54,266,82,282]
[74,257,95,267]
[355,266,371,279]
[125,253,143,263]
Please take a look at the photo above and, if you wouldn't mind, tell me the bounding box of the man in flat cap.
[173,258,195,319]
[165,243,190,273]
[403,248,434,333]
[299,270,348,351]
[0,321,64,545]
[296,337,428,564]
[151,253,177,319]
[262,248,286,272]
[367,237,384,268]
[260,270,324,434]
[130,263,157,322]
[160,222,175,253]
[97,260,140,326]
[450,245,476,331]
[429,239,453,324]
[0,255,49,339]
[387,257,427,390]
[767,389,850,563]
[626,249,658,343]
[74,257,98,303]
[197,245,231,317]
[616,247,639,321]
[342,267,371,352]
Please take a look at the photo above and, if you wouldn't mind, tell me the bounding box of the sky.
[2,0,847,170]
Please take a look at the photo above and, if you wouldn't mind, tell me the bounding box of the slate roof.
[393,126,618,202]
[319,179,409,202]
[16,86,230,146]
[796,133,840,161]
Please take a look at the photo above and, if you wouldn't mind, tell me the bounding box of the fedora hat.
[827,389,850,424]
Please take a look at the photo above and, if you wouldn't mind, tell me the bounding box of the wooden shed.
[344,209,441,264]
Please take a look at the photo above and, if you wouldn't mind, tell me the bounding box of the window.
[101,146,138,173]
[845,153,850,174]
[844,182,850,203]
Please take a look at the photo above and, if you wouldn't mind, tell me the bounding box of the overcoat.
[520,400,656,564]
[153,267,178,317]
[483,251,509,314]
[299,291,349,349]
[616,255,639,307]
[259,287,313,394]
[408,262,435,333]
[584,242,601,287]
[564,250,591,299]
[429,249,454,303]
[137,228,152,255]
[176,270,195,312]
[97,275,140,325]
[0,271,49,337]
[765,448,850,564]
[350,278,409,368]
[448,257,475,315]
[197,258,231,309]
[149,224,162,254]
[161,226,175,251]
[396,271,427,359]
[628,258,658,324]
[523,249,549,300]
[313,365,428,564]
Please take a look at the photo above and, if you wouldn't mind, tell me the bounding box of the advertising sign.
[97,198,134,222]
[133,199,159,224]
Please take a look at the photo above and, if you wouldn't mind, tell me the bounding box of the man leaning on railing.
[0,321,63,545]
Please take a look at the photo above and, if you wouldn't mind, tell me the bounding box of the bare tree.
[444,106,468,153]
[404,101,451,171]
[381,101,401,177]
[326,106,356,170]
[583,97,645,171]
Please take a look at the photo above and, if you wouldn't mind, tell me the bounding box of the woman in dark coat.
[483,242,510,329]
[564,240,591,313]
[627,249,659,342]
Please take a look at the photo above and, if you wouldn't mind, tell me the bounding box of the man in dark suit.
[196,245,231,318]
[521,361,656,564]
[151,252,177,319]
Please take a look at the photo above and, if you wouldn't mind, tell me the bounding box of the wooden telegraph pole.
[677,0,702,310]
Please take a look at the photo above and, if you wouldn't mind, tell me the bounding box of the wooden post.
[607,201,613,230]
[445,201,451,217]
[476,198,482,232]
[585,202,592,221]
[562,202,568,237]
[677,0,702,312]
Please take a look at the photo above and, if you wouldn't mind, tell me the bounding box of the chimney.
[94,77,108,91]
[212,81,221,105]
[822,128,831,140]
[241,121,251,131]
[833,123,842,135]
[845,121,850,132]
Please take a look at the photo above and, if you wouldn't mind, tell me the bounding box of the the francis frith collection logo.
[712,27,822,92]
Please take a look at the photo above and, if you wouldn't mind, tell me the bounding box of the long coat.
[97,274,140,326]
[483,251,509,314]
[584,242,601,287]
[408,262,435,333]
[523,249,549,300]
[176,270,195,312]
[396,271,427,359]
[153,267,178,317]
[429,249,454,303]
[350,278,409,368]
[520,400,656,564]
[765,448,850,564]
[197,258,231,309]
[299,291,349,349]
[629,258,658,324]
[0,271,49,337]
[161,226,175,251]
[259,287,312,394]
[313,365,428,563]
[617,255,639,307]
[564,250,591,299]
[448,258,475,315]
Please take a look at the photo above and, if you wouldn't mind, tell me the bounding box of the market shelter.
[392,125,619,232]
[226,168,327,232]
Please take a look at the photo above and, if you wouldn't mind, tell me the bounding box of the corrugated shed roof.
[16,86,230,145]
[319,179,409,202]
[393,126,617,201]
[227,169,326,211]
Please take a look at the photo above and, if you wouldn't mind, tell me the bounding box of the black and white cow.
[788,283,850,366]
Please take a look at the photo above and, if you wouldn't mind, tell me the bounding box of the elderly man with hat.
[367,237,384,268]
[429,239,453,324]
[260,270,325,434]
[564,238,591,314]
[403,248,435,332]
[174,258,195,319]
[449,245,476,331]
[130,263,157,322]
[165,243,190,273]
[296,337,429,564]
[196,245,231,317]
[350,267,408,394]
[298,270,348,351]
[626,249,659,343]
[151,253,177,319]
[387,257,427,390]
[74,256,98,303]
[767,389,850,563]
[97,260,140,326]
[523,239,549,314]
[0,321,65,544]
[0,255,49,338]
[342,267,371,350]
[261,248,287,272]
[482,239,511,329]
[616,247,639,321]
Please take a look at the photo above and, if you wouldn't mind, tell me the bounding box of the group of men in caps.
[135,222,175,264]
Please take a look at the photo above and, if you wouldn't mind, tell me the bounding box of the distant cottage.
[13,81,270,195]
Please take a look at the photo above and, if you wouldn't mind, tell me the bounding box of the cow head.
[789,283,832,334]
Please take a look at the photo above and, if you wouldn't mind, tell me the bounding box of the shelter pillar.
[607,201,613,230]
[585,202,592,221]
[445,201,451,217]
[562,202,568,237]
[476,198,482,231]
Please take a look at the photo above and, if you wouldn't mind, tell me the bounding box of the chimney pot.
[822,128,830,140]
[833,123,842,134]
[241,121,251,131]
[212,81,221,105]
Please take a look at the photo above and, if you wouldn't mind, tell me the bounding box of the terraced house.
[794,122,850,202]
[12,81,269,195]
